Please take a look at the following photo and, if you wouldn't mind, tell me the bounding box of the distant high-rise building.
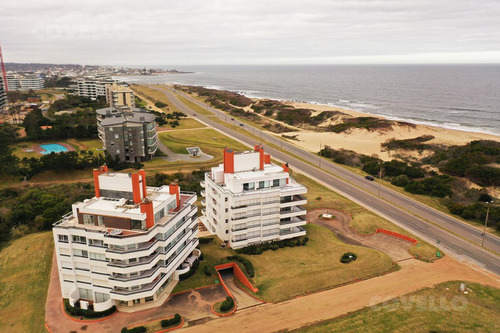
[77,77,115,100]
[0,75,7,109]
[96,106,158,163]
[105,83,135,108]
[5,74,44,91]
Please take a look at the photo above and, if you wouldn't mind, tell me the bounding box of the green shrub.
[226,255,254,278]
[302,237,309,245]
[63,299,116,319]
[219,296,235,312]
[161,313,181,327]
[235,237,308,255]
[340,252,357,264]
[122,326,147,333]
[203,264,213,276]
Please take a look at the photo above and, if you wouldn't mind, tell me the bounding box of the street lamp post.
[481,200,493,247]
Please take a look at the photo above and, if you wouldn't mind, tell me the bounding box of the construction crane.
[0,43,8,92]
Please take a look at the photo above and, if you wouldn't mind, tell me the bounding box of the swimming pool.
[40,143,69,154]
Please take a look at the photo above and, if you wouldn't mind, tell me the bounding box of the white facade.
[5,74,44,91]
[200,146,307,249]
[52,169,199,311]
[77,77,115,100]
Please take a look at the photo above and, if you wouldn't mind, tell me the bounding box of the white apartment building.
[106,83,135,108]
[77,77,115,100]
[200,145,307,249]
[52,167,199,311]
[5,73,44,91]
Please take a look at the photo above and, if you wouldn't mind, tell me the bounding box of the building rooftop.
[97,106,155,126]
[54,186,196,237]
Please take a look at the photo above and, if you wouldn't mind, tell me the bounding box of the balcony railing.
[107,239,158,254]
[280,194,307,204]
[108,251,160,268]
[279,216,306,225]
[279,226,306,236]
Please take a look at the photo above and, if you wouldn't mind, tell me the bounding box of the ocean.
[116,65,500,136]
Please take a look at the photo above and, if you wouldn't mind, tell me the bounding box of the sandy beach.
[283,101,500,161]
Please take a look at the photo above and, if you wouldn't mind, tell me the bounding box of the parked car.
[239,123,244,126]
[231,118,234,120]
[365,175,375,181]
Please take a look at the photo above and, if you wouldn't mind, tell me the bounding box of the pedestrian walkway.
[219,269,262,309]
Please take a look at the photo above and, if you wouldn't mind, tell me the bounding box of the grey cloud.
[1,0,499,65]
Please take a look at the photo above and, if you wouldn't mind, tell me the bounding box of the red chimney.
[140,200,154,229]
[93,169,100,198]
[254,145,265,170]
[169,182,180,207]
[131,172,142,204]
[264,154,271,164]
[223,148,235,173]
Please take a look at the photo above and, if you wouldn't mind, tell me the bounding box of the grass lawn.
[0,232,54,333]
[247,224,394,302]
[131,85,181,113]
[174,225,394,303]
[158,128,249,156]
[295,173,439,261]
[164,117,207,130]
[175,94,214,116]
[172,237,233,293]
[293,281,500,333]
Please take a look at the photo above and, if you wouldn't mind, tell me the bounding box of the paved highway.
[150,85,500,275]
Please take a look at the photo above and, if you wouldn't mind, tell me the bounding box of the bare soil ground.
[308,209,415,262]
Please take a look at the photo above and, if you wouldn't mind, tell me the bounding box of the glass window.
[94,292,110,303]
[131,220,143,229]
[72,235,87,244]
[82,215,94,225]
[97,216,104,226]
[273,179,280,187]
[73,249,88,257]
[58,235,68,242]
[79,288,93,300]
[89,252,107,261]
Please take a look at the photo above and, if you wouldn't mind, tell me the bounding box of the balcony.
[200,181,205,188]
[201,199,206,206]
[279,226,306,239]
[280,195,307,207]
[279,205,306,217]
[109,265,161,282]
[108,252,160,268]
[107,239,158,254]
[200,190,205,197]
[279,216,306,226]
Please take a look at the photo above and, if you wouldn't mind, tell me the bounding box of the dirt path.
[308,209,414,261]
[180,256,500,333]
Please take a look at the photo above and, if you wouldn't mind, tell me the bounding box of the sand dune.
[284,102,500,161]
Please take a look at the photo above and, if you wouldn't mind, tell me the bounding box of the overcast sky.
[1,0,500,65]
